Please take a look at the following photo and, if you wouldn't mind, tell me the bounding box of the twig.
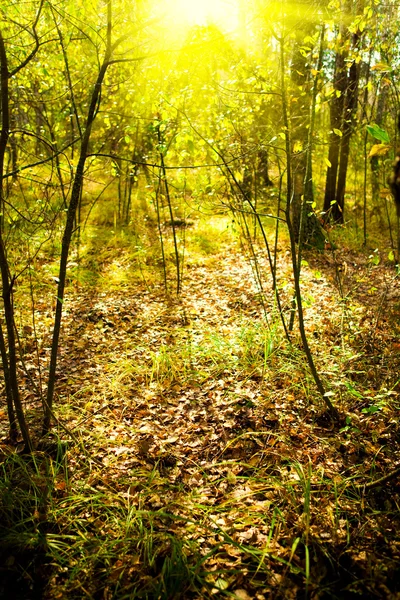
[356,466,400,491]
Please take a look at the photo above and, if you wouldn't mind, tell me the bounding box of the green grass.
[1,405,399,599]
[142,321,280,389]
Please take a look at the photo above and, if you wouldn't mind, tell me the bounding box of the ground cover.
[1,220,400,599]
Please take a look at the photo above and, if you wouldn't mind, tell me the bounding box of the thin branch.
[3,137,80,179]
[356,466,400,491]
[9,0,44,77]
[86,147,285,170]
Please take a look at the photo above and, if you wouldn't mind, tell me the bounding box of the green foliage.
[366,123,390,143]
[2,1,400,598]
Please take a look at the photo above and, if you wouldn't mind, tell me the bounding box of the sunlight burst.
[161,0,239,32]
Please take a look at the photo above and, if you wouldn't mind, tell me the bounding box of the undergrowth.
[1,215,400,599]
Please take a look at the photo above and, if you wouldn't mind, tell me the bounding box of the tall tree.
[0,0,44,449]
[323,0,365,223]
[44,0,115,432]
[289,10,325,246]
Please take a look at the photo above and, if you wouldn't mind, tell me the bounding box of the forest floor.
[1,221,400,599]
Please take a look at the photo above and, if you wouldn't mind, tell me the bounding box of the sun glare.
[161,0,239,33]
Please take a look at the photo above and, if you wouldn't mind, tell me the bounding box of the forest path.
[51,243,400,595]
[2,240,400,598]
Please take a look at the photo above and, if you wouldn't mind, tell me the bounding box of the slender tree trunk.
[290,22,324,246]
[280,34,338,416]
[323,46,347,222]
[9,113,18,182]
[361,50,372,245]
[0,30,33,450]
[290,30,309,238]
[336,32,361,216]
[157,121,181,294]
[297,25,325,259]
[371,80,388,205]
[0,322,17,441]
[43,1,113,433]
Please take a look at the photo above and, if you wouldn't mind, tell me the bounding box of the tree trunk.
[290,31,310,238]
[0,30,33,451]
[43,0,113,433]
[323,46,347,222]
[0,322,17,441]
[324,1,364,223]
[371,80,388,204]
[336,32,361,216]
[290,23,325,246]
[280,34,338,418]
